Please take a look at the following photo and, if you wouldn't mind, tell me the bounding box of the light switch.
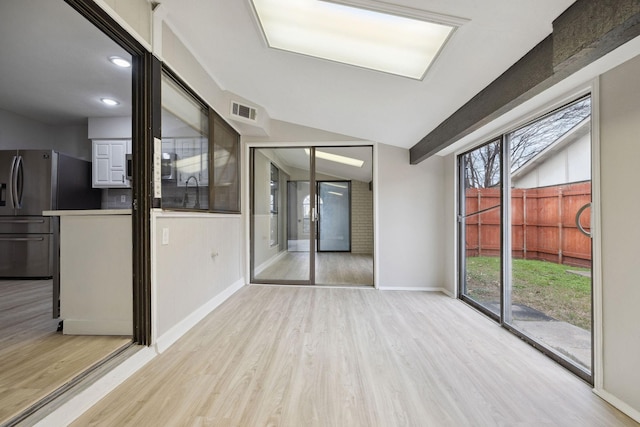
[162,227,169,245]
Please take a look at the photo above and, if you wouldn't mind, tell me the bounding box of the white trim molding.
[154,278,245,354]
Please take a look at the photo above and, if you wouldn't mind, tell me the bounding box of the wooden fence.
[465,181,591,268]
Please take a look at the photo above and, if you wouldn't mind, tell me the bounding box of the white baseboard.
[154,278,245,354]
[63,319,133,336]
[35,346,157,427]
[377,286,449,293]
[37,279,247,426]
[593,388,640,423]
[254,251,287,275]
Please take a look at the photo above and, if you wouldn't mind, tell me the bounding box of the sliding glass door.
[459,139,503,319]
[458,96,593,381]
[250,146,373,286]
[251,147,312,284]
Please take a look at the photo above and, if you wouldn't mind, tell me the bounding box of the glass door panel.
[507,97,592,374]
[318,181,351,252]
[251,145,374,287]
[251,147,313,283]
[459,139,502,317]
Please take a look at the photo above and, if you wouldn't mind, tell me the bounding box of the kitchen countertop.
[43,209,132,216]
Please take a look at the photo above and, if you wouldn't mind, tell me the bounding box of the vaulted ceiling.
[159,0,577,149]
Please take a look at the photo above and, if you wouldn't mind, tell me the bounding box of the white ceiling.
[0,0,132,126]
[159,0,577,149]
[0,0,578,151]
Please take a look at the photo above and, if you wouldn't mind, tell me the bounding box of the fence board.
[465,181,591,268]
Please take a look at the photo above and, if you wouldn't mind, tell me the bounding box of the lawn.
[465,256,592,331]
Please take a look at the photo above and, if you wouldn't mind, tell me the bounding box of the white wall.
[513,133,591,188]
[376,143,445,290]
[153,213,244,340]
[598,53,640,418]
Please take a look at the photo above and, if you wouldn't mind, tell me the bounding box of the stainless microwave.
[161,152,177,181]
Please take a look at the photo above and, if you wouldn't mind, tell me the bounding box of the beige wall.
[599,53,640,416]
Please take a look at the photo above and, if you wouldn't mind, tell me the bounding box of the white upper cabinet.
[92,139,132,188]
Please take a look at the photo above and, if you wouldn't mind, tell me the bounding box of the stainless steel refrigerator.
[0,149,101,317]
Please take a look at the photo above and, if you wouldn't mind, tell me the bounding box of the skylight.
[250,0,462,79]
[305,148,364,167]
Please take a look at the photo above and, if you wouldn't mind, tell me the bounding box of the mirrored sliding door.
[250,146,374,286]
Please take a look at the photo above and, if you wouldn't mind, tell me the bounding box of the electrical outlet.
[120,195,127,203]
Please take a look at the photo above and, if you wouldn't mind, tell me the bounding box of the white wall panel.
[599,53,640,417]
[376,143,445,289]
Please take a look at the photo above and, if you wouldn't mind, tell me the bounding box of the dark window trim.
[211,110,241,214]
[64,0,154,345]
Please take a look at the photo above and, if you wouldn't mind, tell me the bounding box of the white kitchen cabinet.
[92,139,131,188]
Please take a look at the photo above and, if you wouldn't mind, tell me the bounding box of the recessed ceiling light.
[250,0,465,79]
[305,148,364,167]
[101,98,120,106]
[108,56,131,68]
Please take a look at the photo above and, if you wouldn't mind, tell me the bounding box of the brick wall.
[351,180,373,254]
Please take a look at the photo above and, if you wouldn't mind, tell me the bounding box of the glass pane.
[161,73,209,210]
[460,140,502,316]
[507,97,592,372]
[314,147,373,286]
[212,114,240,212]
[318,181,350,252]
[252,148,310,283]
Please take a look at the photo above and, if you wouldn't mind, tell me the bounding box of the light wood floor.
[75,286,637,426]
[0,280,131,424]
[255,252,374,286]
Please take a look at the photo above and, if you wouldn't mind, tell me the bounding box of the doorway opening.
[0,0,150,423]
[250,146,374,286]
[458,95,593,382]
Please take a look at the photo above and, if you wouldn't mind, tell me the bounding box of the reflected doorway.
[251,146,373,286]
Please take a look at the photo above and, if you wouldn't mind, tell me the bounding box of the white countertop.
[43,209,132,216]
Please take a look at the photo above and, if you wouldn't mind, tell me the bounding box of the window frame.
[160,65,241,214]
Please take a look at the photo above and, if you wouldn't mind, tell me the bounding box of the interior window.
[160,72,210,210]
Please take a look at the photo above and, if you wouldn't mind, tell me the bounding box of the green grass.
[465,256,591,330]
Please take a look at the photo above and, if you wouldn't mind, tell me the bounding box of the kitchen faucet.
[182,175,200,209]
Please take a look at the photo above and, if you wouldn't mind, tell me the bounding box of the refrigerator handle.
[13,155,24,209]
[0,183,5,206]
[9,155,17,208]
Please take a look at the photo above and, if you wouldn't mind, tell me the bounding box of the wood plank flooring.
[0,280,131,424]
[75,286,637,426]
[255,252,374,286]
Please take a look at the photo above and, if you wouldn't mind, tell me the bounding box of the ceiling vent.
[230,101,257,122]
